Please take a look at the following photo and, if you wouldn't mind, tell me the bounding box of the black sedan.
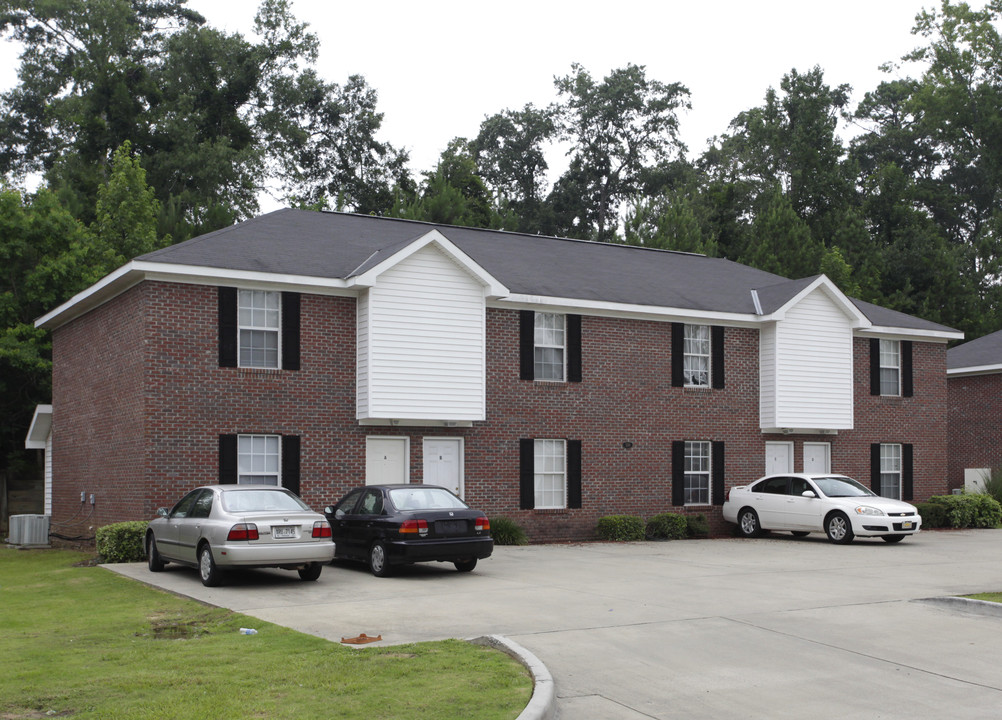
[325,484,493,577]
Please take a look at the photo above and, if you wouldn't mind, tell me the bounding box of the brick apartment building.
[947,329,1002,492]
[31,210,962,541]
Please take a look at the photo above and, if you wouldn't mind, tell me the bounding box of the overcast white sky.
[0,0,947,199]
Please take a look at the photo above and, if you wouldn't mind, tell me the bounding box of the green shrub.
[96,521,149,563]
[980,467,1002,506]
[917,494,1002,529]
[596,515,645,541]
[686,514,710,538]
[490,516,529,546]
[645,513,687,540]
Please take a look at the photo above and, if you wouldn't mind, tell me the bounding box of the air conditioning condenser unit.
[7,514,50,547]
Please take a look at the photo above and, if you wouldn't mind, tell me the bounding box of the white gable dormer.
[353,230,508,425]
[758,276,870,433]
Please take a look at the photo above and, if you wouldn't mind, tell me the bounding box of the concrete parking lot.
[108,529,1002,719]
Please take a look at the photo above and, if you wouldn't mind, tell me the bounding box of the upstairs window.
[534,313,565,381]
[879,339,901,396]
[239,290,281,368]
[683,325,711,387]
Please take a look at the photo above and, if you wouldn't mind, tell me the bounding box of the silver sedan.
[146,485,335,586]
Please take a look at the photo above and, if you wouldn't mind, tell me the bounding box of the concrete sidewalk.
[107,529,1002,719]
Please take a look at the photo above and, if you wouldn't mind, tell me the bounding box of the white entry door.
[803,442,831,473]
[423,438,463,497]
[765,442,794,475]
[366,437,409,485]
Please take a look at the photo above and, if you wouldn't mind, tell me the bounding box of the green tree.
[624,190,718,255]
[741,186,823,279]
[93,141,169,262]
[551,63,691,241]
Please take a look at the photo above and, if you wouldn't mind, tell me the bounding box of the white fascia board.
[856,326,965,343]
[347,230,509,298]
[25,404,53,449]
[35,260,355,330]
[762,276,871,328]
[947,364,1002,377]
[492,295,762,327]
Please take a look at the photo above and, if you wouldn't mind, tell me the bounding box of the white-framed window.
[534,312,565,381]
[238,434,281,485]
[879,339,901,396]
[534,439,566,509]
[880,443,902,499]
[238,289,281,368]
[683,324,710,387]
[684,440,711,505]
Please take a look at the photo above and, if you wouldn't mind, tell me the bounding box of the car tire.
[825,512,854,545]
[198,543,222,587]
[147,534,165,572]
[454,558,478,573]
[881,535,906,544]
[791,531,810,538]
[737,508,761,538]
[368,542,392,577]
[298,562,323,581]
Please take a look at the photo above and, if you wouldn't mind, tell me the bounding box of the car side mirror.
[802,491,817,498]
[156,507,169,518]
[324,506,334,515]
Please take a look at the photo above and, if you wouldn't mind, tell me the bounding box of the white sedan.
[722,474,921,544]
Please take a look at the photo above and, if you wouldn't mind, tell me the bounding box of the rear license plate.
[272,526,297,539]
[435,520,467,536]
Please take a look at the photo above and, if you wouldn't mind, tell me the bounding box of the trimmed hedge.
[646,513,687,540]
[96,521,149,563]
[916,494,1002,529]
[596,515,645,541]
[490,516,529,546]
[686,514,710,538]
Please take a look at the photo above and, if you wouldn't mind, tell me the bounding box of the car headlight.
[854,506,885,516]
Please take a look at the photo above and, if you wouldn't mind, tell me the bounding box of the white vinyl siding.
[357,245,486,421]
[760,288,854,430]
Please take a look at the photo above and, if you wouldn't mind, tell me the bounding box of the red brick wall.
[948,373,1002,490]
[49,282,951,543]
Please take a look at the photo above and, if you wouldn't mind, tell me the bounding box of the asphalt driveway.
[107,529,1002,719]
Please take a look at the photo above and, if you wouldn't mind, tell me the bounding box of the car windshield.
[812,476,876,498]
[389,487,468,511]
[221,489,310,513]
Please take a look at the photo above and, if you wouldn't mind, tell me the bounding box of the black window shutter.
[519,439,535,509]
[869,339,880,396]
[901,341,913,397]
[283,435,301,496]
[711,326,725,389]
[902,444,914,501]
[870,443,882,493]
[672,440,685,506]
[519,311,535,381]
[281,292,301,371]
[712,442,726,506]
[567,314,582,383]
[219,434,237,484]
[567,439,582,508]
[218,287,237,367]
[671,324,684,387]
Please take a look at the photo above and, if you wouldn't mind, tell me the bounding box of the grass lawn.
[0,548,531,719]
[965,592,1002,603]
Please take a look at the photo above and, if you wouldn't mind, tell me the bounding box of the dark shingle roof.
[138,208,958,334]
[948,329,1002,370]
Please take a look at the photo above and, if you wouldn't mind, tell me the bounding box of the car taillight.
[227,523,259,541]
[475,517,490,532]
[400,519,428,536]
[312,520,332,538]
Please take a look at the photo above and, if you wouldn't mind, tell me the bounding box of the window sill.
[533,507,569,514]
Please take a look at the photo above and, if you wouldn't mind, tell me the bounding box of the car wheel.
[737,508,761,538]
[198,543,222,587]
[825,512,854,545]
[791,531,810,538]
[298,562,323,581]
[881,535,906,544]
[454,558,478,573]
[368,542,392,577]
[146,534,165,572]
